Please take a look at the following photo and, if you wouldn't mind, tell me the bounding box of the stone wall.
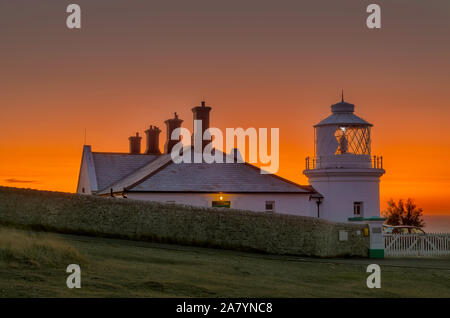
[0,187,369,257]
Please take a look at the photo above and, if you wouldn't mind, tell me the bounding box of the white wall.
[126,192,317,217]
[76,158,91,194]
[76,145,98,195]
[308,172,381,223]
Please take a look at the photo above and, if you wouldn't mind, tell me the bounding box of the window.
[212,201,231,208]
[265,201,275,212]
[353,202,363,216]
[334,126,371,155]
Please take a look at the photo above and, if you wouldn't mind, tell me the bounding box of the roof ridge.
[92,151,158,155]
[97,153,173,194]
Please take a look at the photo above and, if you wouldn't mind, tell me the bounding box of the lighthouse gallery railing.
[304,155,383,170]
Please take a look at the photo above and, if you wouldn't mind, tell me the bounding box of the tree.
[382,198,425,228]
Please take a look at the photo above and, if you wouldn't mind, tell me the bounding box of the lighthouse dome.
[332,100,354,113]
[315,100,372,127]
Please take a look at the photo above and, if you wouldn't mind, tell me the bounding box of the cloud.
[4,178,38,184]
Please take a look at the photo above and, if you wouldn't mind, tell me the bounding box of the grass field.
[0,227,449,298]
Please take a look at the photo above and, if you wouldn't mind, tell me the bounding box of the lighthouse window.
[265,201,275,212]
[334,126,371,155]
[354,202,363,216]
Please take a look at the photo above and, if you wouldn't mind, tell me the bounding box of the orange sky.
[1,0,449,214]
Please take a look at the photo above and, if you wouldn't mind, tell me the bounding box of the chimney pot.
[145,125,162,154]
[192,100,212,152]
[164,112,183,154]
[128,132,142,154]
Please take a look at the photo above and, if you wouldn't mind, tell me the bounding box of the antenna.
[341,89,344,102]
[84,128,87,145]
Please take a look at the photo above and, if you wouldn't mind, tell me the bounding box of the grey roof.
[89,149,315,194]
[92,153,159,192]
[315,113,372,127]
[315,101,372,127]
[97,153,173,195]
[128,159,314,193]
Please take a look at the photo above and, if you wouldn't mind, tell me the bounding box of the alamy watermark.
[169,120,280,174]
[66,264,81,289]
[366,264,381,288]
[65,4,382,30]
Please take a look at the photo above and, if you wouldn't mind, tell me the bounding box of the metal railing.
[305,156,317,170]
[304,155,383,170]
[372,155,383,169]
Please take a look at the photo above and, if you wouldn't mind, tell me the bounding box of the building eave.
[124,190,318,195]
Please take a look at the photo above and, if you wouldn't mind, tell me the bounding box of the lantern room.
[309,96,376,169]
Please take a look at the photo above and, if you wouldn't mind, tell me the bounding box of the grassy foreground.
[0,227,449,298]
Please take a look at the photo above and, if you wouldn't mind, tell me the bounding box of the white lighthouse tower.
[303,95,385,223]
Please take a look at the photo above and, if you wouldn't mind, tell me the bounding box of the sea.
[422,215,450,233]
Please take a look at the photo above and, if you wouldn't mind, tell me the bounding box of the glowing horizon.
[1,0,449,215]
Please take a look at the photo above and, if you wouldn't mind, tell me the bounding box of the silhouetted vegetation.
[383,198,425,228]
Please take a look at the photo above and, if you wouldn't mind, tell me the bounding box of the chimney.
[145,125,161,154]
[128,132,142,154]
[164,112,183,154]
[192,100,212,151]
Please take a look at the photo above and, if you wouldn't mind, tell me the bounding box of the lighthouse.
[303,95,385,223]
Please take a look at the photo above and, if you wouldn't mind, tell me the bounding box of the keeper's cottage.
[77,97,385,223]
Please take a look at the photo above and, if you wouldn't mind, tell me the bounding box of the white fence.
[384,233,450,257]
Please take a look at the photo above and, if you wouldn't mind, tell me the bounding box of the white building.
[77,98,385,222]
[303,96,385,222]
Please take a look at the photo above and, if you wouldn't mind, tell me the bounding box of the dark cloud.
[4,178,38,184]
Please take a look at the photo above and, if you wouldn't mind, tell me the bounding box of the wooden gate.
[384,233,450,257]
